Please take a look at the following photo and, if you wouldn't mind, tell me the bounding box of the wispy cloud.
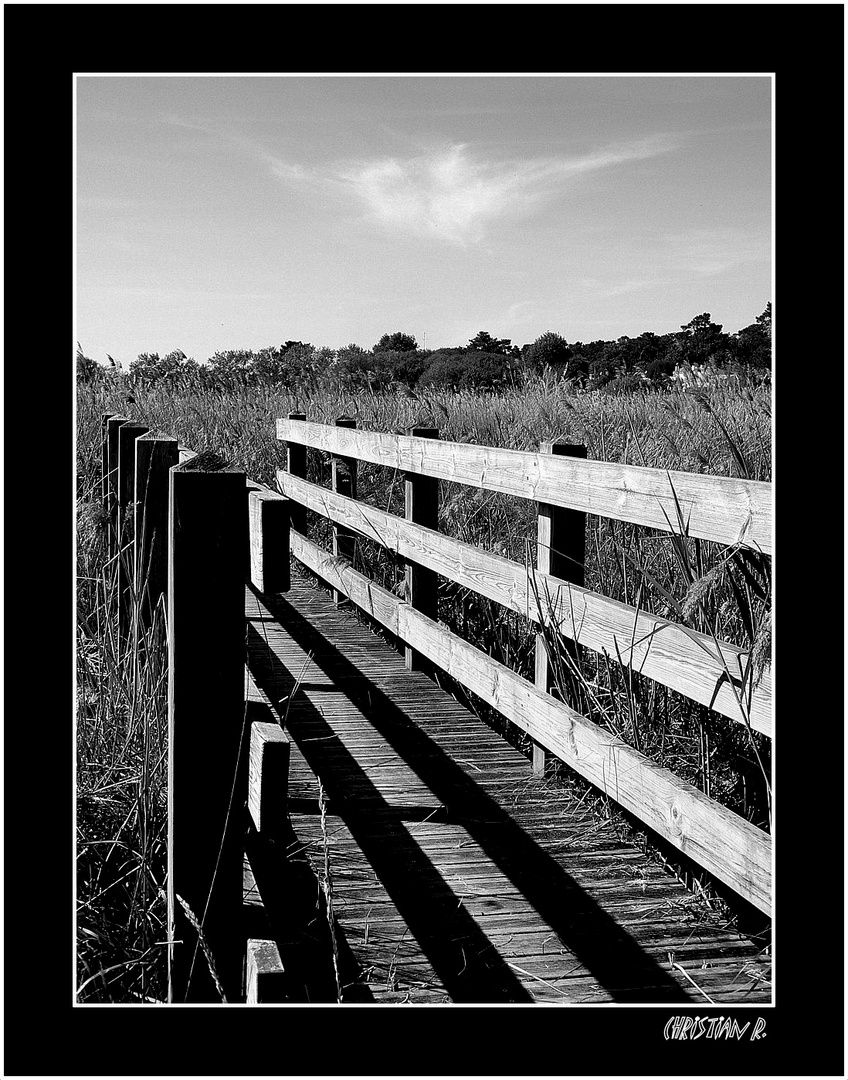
[659,227,770,277]
[271,137,674,246]
[158,115,673,246]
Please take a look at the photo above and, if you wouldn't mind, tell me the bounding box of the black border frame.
[6,4,843,1076]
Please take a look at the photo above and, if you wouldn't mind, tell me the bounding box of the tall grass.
[76,485,169,1001]
[76,372,772,998]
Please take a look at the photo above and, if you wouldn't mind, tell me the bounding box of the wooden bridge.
[99,411,772,1005]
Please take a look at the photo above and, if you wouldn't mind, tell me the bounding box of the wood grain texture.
[290,531,400,635]
[281,541,770,914]
[396,605,771,916]
[277,419,772,553]
[277,473,770,735]
[244,580,771,1002]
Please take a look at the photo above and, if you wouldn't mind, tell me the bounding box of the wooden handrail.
[277,418,772,554]
[276,472,770,735]
[276,416,772,915]
[288,531,771,915]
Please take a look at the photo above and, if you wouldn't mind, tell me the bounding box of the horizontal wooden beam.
[398,605,772,916]
[277,419,772,555]
[278,473,770,735]
[287,534,771,915]
[290,531,400,635]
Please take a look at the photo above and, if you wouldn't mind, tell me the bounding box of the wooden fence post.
[532,441,587,776]
[286,412,307,535]
[101,413,116,512]
[245,939,286,1003]
[247,721,290,839]
[247,484,291,593]
[104,416,130,564]
[116,422,149,637]
[331,417,357,605]
[134,434,179,633]
[167,459,248,1004]
[404,426,439,672]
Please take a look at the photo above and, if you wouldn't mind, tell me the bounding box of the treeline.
[77,306,771,393]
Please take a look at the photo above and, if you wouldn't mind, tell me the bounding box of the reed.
[76,509,169,1002]
[76,372,772,997]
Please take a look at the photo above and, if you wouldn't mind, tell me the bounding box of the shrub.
[418,349,512,391]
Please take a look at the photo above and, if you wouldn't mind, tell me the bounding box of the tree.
[522,332,572,374]
[467,330,514,356]
[678,313,730,365]
[334,344,373,389]
[734,304,772,369]
[374,331,418,353]
[208,349,257,372]
[372,349,429,388]
[129,350,198,386]
[418,349,511,391]
[247,343,313,384]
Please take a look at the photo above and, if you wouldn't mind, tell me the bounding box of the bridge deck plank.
[244,576,770,1005]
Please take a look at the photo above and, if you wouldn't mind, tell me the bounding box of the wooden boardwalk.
[244,575,771,1005]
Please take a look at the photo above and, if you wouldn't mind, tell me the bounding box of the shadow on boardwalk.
[247,585,694,1004]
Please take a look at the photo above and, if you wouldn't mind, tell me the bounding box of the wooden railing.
[92,409,772,1002]
[98,414,290,1004]
[276,414,772,917]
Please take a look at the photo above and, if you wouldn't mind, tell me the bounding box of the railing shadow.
[247,584,692,1003]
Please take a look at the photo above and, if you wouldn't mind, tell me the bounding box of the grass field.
[75,373,772,1002]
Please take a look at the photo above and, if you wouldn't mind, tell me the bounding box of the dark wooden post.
[134,434,179,633]
[101,413,116,512]
[104,416,130,563]
[285,412,307,536]
[167,459,248,1004]
[404,426,439,672]
[331,417,357,605]
[116,422,149,637]
[532,441,587,775]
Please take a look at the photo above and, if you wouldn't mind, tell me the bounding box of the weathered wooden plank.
[250,570,770,911]
[276,419,772,554]
[396,605,772,916]
[279,474,770,734]
[290,531,400,634]
[245,578,770,1006]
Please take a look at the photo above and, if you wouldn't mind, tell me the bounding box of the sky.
[75,74,772,367]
